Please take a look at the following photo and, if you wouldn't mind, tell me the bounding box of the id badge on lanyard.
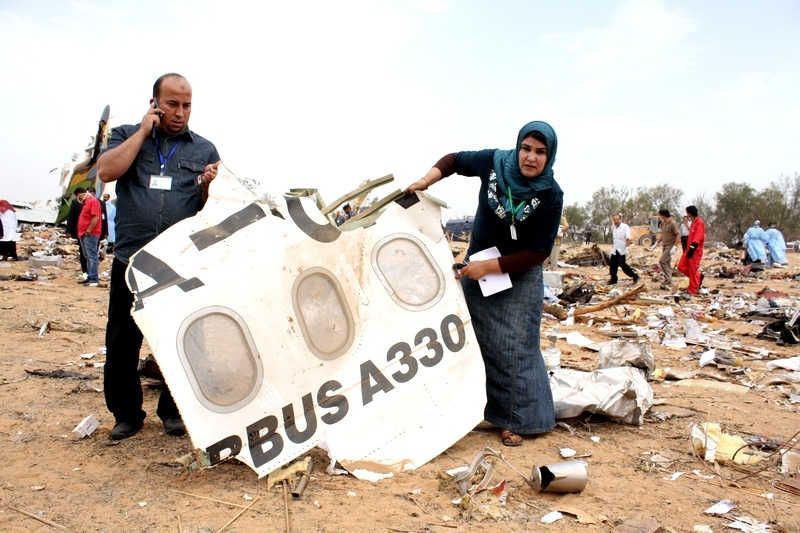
[150,137,179,191]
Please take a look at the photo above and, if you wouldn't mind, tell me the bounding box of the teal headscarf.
[493,121,557,209]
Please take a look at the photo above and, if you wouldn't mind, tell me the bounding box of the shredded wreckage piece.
[25,368,101,380]
[757,309,800,345]
[777,472,800,495]
[544,284,644,321]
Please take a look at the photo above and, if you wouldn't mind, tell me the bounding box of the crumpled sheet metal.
[597,339,655,377]
[127,164,486,479]
[551,367,653,425]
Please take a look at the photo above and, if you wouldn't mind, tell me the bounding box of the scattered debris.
[672,379,750,394]
[597,339,655,376]
[452,447,588,498]
[690,422,764,465]
[551,366,653,425]
[17,268,38,281]
[553,505,599,524]
[611,517,661,533]
[540,510,563,524]
[137,354,163,380]
[28,255,63,268]
[72,415,100,438]
[267,456,312,491]
[777,472,800,495]
[292,458,315,498]
[704,499,736,515]
[25,368,101,380]
[527,459,588,493]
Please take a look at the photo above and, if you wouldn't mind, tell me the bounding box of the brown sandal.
[501,429,522,447]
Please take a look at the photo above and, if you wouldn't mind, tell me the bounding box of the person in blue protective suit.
[404,120,562,448]
[743,220,767,265]
[765,222,789,268]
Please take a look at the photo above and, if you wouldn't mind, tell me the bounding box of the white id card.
[150,175,173,190]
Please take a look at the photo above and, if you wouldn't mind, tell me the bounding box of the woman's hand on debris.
[404,177,430,195]
[455,259,498,281]
[403,168,441,195]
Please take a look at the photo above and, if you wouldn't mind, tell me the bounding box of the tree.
[713,183,760,244]
[562,203,588,242]
[760,174,800,240]
[630,184,684,224]
[584,185,632,242]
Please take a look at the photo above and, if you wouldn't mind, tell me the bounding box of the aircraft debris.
[127,164,486,480]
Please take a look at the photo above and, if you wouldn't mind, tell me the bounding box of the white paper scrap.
[699,349,716,367]
[469,247,512,296]
[766,357,800,371]
[726,515,771,532]
[692,469,715,479]
[704,499,735,515]
[565,331,596,347]
[663,337,688,349]
[541,511,563,524]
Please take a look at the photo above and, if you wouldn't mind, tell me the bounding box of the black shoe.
[700,273,705,287]
[163,416,186,436]
[78,279,90,285]
[110,420,143,440]
[633,276,640,284]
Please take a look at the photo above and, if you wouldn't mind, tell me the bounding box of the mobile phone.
[452,262,466,270]
[151,99,160,139]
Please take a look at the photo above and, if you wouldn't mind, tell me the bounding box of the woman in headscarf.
[404,121,562,446]
[0,200,20,260]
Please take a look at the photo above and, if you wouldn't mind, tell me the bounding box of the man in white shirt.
[608,213,639,285]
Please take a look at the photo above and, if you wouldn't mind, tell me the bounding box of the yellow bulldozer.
[629,216,662,246]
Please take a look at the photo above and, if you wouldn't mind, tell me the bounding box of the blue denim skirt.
[461,263,555,434]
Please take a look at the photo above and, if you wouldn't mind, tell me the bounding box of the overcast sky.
[1,0,798,218]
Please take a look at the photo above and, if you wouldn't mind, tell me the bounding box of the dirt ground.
[1,232,799,533]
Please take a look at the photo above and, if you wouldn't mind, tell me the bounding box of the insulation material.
[550,367,653,425]
[690,423,763,465]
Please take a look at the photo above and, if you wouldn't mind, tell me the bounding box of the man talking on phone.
[98,73,221,440]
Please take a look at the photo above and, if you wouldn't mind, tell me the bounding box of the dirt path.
[1,237,798,532]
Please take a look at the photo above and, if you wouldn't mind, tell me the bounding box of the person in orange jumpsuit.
[677,205,705,294]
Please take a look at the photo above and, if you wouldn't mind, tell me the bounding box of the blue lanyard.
[155,138,179,176]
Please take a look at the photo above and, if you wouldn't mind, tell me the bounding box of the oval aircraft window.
[177,307,263,413]
[292,267,355,361]
[372,235,445,311]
